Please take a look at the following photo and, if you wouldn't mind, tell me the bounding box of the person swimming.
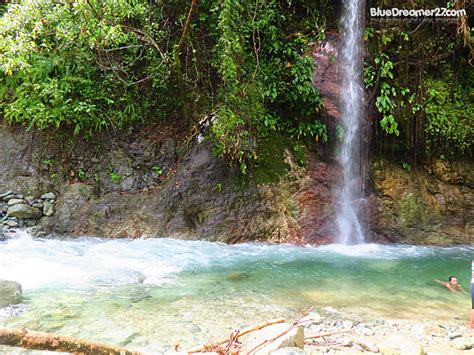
[435,276,464,292]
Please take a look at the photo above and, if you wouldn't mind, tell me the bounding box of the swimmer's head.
[449,276,458,285]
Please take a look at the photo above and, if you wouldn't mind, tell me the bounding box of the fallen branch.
[305,329,352,340]
[0,327,141,355]
[246,324,295,355]
[293,306,314,325]
[187,318,285,353]
[246,308,315,355]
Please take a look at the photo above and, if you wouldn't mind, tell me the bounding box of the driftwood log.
[0,327,141,354]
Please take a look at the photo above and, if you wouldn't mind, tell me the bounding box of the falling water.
[335,0,365,244]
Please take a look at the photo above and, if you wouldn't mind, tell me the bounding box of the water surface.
[0,232,472,352]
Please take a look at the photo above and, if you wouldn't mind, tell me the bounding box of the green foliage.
[151,165,163,176]
[109,170,122,184]
[364,16,471,160]
[77,169,87,180]
[365,49,407,136]
[424,67,473,157]
[1,0,327,175]
[210,0,325,173]
[0,0,167,135]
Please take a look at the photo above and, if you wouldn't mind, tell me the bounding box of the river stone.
[451,337,473,350]
[342,320,354,329]
[412,324,447,338]
[4,220,19,228]
[43,200,54,216]
[32,202,44,209]
[352,337,379,353]
[240,324,304,354]
[3,194,18,202]
[0,280,22,307]
[7,204,42,219]
[447,330,462,340]
[24,195,35,203]
[7,198,25,206]
[379,335,424,355]
[41,192,56,200]
[0,191,13,199]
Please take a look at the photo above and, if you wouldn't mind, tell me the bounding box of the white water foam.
[1,232,472,290]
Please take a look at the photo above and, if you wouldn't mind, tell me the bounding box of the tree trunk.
[0,327,141,355]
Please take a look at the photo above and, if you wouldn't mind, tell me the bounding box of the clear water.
[0,232,472,353]
[336,0,366,244]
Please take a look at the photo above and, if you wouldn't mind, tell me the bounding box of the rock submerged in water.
[0,280,22,308]
[7,204,42,219]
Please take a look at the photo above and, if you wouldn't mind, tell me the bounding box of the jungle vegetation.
[0,0,472,174]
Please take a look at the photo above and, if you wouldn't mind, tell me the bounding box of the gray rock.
[41,192,56,200]
[0,280,22,307]
[7,204,42,219]
[412,324,447,338]
[43,200,54,216]
[24,195,36,204]
[3,194,18,202]
[4,220,19,228]
[40,183,94,235]
[32,202,44,209]
[26,220,37,227]
[0,191,13,199]
[448,331,462,340]
[451,337,473,350]
[342,320,354,329]
[7,198,25,206]
[352,337,379,353]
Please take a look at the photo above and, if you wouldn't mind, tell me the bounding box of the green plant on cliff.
[210,0,325,173]
[0,0,168,136]
[0,0,327,174]
[423,66,473,157]
[364,2,472,160]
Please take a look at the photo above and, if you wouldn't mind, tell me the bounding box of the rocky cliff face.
[0,35,472,245]
[370,159,473,245]
[0,125,300,242]
[0,124,472,245]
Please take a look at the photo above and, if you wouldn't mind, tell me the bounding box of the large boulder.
[7,204,42,219]
[0,280,22,307]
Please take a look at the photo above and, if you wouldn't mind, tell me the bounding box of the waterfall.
[335,0,366,244]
